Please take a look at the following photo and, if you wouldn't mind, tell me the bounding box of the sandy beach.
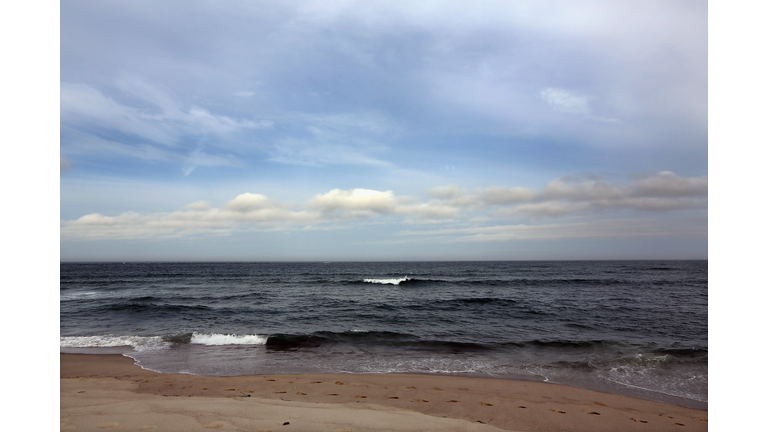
[61,353,706,431]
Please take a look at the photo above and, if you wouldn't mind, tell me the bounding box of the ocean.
[60,261,707,409]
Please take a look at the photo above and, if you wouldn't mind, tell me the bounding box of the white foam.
[60,335,168,352]
[190,332,268,345]
[363,276,410,285]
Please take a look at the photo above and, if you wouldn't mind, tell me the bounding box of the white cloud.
[61,81,272,147]
[309,189,399,214]
[61,133,243,172]
[225,193,281,212]
[61,172,707,241]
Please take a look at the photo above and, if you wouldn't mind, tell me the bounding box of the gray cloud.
[398,217,707,243]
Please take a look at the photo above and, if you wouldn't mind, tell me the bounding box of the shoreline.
[61,353,707,431]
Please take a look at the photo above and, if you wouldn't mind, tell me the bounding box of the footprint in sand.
[446,400,460,403]
[311,381,322,384]
[296,392,307,395]
[200,387,208,390]
[406,386,417,389]
[697,418,707,422]
[225,388,237,391]
[671,423,686,427]
[631,418,648,423]
[551,409,566,414]
[356,395,368,399]
[335,381,345,385]
[433,387,443,391]
[480,402,493,406]
[387,396,399,399]
[327,393,339,396]
[275,391,287,394]
[587,412,601,415]
[204,422,224,428]
[265,379,276,382]
[594,402,607,406]
[416,399,429,402]
[517,406,527,409]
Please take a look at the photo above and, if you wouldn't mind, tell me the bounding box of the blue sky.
[59,0,708,261]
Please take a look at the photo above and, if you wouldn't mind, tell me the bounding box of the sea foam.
[190,332,268,345]
[363,276,410,285]
[59,335,168,352]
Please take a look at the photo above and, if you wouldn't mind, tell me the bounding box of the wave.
[356,276,697,288]
[263,330,490,351]
[104,303,212,313]
[60,335,168,352]
[363,276,411,285]
[60,331,707,366]
[162,332,269,345]
[191,332,267,345]
[361,277,451,286]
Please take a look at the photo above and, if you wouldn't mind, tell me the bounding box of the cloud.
[61,172,706,241]
[631,171,708,197]
[61,81,272,145]
[60,80,271,176]
[435,171,709,217]
[266,112,398,167]
[540,87,621,123]
[540,88,592,115]
[225,193,282,212]
[398,217,707,242]
[61,132,243,173]
[309,189,399,215]
[268,138,392,167]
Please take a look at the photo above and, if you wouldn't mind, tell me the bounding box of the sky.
[59,0,708,261]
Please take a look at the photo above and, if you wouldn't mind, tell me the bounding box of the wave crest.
[191,332,268,346]
[363,276,411,285]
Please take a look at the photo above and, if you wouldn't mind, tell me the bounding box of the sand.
[61,354,707,431]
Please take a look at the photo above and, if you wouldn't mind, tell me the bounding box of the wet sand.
[61,354,707,431]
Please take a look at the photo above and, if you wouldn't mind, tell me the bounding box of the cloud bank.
[62,172,707,241]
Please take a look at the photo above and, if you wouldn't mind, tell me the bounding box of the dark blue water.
[60,261,707,409]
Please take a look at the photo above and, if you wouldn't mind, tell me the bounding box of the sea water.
[60,261,707,409]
